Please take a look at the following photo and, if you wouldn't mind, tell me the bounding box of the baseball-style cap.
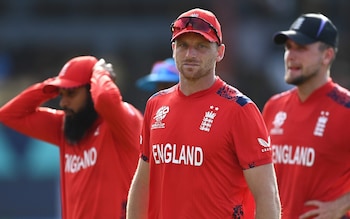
[273,13,338,48]
[170,8,222,44]
[136,58,179,92]
[43,56,98,93]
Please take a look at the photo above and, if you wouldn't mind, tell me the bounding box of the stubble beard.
[285,69,318,86]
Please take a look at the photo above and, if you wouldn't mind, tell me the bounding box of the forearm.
[0,81,62,143]
[91,69,143,145]
[244,164,281,219]
[127,187,149,219]
[0,82,56,123]
[255,194,281,219]
[127,159,150,219]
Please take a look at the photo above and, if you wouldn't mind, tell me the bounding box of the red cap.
[171,8,222,44]
[43,56,98,93]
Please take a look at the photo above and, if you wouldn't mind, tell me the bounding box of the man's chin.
[64,111,75,117]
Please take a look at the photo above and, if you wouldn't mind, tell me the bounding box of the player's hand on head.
[93,58,117,82]
[42,77,60,96]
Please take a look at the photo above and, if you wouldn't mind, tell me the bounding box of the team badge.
[313,111,329,137]
[199,105,219,132]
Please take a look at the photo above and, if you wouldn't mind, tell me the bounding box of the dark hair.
[318,42,337,64]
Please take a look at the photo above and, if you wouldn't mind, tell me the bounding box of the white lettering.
[186,146,194,165]
[152,143,203,166]
[194,147,203,166]
[165,143,172,163]
[172,144,179,164]
[65,147,98,173]
[272,144,315,167]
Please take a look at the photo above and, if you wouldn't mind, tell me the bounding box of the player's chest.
[266,106,350,155]
[148,101,233,153]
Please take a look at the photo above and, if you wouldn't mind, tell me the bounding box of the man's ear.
[216,44,225,62]
[323,47,335,65]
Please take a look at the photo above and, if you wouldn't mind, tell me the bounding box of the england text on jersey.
[152,143,203,166]
[65,147,97,173]
[272,144,315,167]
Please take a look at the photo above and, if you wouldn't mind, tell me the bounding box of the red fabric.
[43,56,98,93]
[0,68,143,219]
[141,77,272,218]
[171,8,222,44]
[263,80,350,218]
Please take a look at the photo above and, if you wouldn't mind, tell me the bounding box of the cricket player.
[127,8,281,219]
[263,13,350,218]
[0,56,143,219]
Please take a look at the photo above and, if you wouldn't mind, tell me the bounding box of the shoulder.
[262,88,295,115]
[148,85,176,101]
[327,83,350,108]
[215,82,252,107]
[267,88,295,103]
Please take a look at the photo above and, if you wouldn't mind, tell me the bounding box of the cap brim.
[136,74,179,92]
[273,30,316,45]
[171,29,217,43]
[43,78,86,93]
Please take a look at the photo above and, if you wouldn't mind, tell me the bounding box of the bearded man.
[0,56,143,219]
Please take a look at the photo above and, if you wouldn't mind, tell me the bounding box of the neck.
[297,74,330,102]
[179,74,216,96]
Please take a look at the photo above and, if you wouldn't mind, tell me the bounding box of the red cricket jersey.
[141,77,272,219]
[263,80,350,218]
[0,69,143,219]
